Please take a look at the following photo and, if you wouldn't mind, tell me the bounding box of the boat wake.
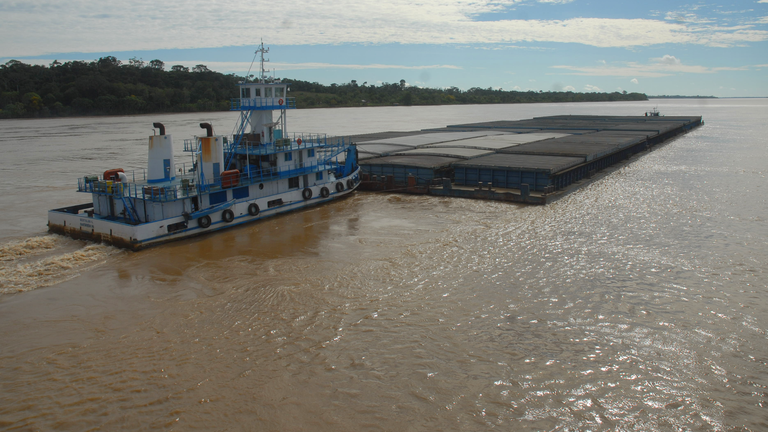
[0,236,60,261]
[0,236,117,295]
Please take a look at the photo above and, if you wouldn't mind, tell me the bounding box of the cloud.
[1,0,767,57]
[563,85,575,91]
[584,84,601,92]
[653,55,681,66]
[631,78,639,84]
[552,56,751,77]
[665,11,713,24]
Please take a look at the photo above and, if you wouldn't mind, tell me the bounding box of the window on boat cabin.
[307,149,315,158]
[253,88,261,97]
[241,88,251,98]
[288,177,299,189]
[275,87,285,98]
[284,152,292,162]
[316,171,323,181]
[265,87,273,98]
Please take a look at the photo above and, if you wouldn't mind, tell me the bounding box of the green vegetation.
[293,79,647,108]
[0,58,647,119]
[0,57,237,118]
[649,95,717,99]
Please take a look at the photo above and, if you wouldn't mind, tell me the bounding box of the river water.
[0,99,766,431]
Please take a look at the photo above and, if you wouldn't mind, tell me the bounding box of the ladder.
[121,195,141,224]
[224,111,253,169]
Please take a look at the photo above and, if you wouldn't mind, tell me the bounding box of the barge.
[354,114,702,203]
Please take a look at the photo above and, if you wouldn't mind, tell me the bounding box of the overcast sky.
[2,0,767,96]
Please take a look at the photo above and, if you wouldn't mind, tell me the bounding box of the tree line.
[0,58,647,119]
[0,57,236,118]
[291,79,647,108]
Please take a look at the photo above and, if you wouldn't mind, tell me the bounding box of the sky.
[2,0,767,97]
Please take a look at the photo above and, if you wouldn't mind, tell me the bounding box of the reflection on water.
[0,100,767,430]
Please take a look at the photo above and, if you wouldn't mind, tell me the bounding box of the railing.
[196,161,343,194]
[227,134,349,158]
[183,139,199,152]
[185,133,350,157]
[76,159,347,203]
[78,176,198,203]
[77,163,197,203]
[230,97,296,111]
[78,135,354,203]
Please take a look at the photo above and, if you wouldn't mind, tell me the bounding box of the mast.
[256,40,270,83]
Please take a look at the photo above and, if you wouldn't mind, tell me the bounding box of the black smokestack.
[199,123,213,137]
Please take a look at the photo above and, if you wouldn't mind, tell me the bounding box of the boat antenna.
[255,39,270,83]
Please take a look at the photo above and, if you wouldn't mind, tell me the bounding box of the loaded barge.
[48,44,360,250]
[355,114,702,204]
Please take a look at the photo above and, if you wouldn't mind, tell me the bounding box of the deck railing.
[185,133,349,155]
[230,97,296,111]
[77,159,348,203]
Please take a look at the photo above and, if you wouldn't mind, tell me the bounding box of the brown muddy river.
[1,100,766,430]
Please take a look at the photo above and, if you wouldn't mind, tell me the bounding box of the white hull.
[49,169,360,251]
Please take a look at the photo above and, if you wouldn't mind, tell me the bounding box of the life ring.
[248,203,260,216]
[347,179,354,190]
[302,188,313,200]
[297,138,302,146]
[222,209,234,223]
[335,182,344,192]
[320,187,330,198]
[198,215,211,228]
[278,98,284,105]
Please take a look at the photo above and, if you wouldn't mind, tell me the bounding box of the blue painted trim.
[135,193,345,245]
[147,177,176,184]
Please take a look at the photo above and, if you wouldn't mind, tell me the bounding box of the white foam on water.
[0,241,117,294]
[0,236,61,262]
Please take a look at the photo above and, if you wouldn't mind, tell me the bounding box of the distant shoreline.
[648,95,717,99]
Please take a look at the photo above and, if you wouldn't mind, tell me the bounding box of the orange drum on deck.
[221,170,240,188]
[103,168,124,181]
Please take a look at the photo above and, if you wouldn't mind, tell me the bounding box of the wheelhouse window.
[284,152,293,162]
[275,87,285,97]
[307,149,315,158]
[265,87,273,98]
[241,88,251,98]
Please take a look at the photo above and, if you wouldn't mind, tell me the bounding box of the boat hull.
[49,169,360,251]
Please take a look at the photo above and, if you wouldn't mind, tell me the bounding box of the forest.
[0,57,647,119]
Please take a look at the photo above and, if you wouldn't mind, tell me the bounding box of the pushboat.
[48,44,360,250]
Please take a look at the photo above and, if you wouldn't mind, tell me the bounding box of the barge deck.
[354,114,702,204]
